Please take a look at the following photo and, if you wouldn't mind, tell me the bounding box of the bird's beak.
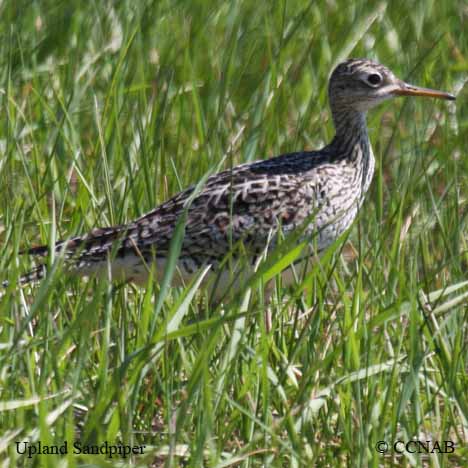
[393,81,455,100]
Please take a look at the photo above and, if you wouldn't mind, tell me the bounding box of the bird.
[9,58,455,299]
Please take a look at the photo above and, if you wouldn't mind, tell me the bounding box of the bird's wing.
[24,151,330,269]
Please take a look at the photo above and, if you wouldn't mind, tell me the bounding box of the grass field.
[0,0,467,466]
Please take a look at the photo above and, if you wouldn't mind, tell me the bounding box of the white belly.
[79,251,315,301]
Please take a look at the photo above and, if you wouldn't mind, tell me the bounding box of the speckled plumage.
[14,59,455,295]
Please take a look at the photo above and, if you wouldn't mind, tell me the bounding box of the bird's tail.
[2,264,47,289]
[4,224,133,289]
[19,264,48,285]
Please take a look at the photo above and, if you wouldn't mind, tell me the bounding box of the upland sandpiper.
[12,59,455,298]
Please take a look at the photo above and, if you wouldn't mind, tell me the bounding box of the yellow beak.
[393,82,455,100]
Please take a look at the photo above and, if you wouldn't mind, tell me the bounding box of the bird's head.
[328,58,455,113]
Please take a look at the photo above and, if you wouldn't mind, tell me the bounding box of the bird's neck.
[330,109,369,158]
[329,108,375,197]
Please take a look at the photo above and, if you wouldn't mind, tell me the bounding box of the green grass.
[0,0,467,466]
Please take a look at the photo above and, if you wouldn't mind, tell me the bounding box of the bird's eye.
[367,73,382,86]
